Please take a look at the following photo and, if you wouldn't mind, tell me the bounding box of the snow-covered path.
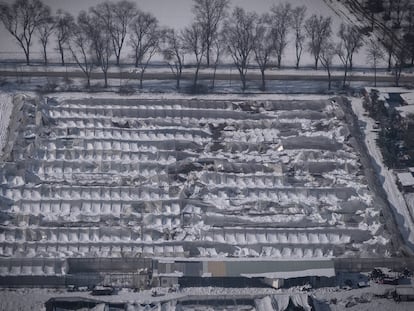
[0,93,13,159]
[351,97,414,251]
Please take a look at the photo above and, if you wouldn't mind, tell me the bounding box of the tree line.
[354,0,414,86]
[363,88,414,169]
[0,0,412,91]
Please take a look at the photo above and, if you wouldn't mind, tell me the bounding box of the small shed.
[210,259,336,289]
[158,274,180,287]
[397,172,414,192]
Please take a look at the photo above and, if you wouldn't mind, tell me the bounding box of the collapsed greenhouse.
[0,94,399,278]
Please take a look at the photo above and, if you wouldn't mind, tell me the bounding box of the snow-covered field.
[0,92,395,275]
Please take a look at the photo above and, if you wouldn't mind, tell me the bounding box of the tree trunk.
[58,42,65,65]
[240,72,247,91]
[343,64,348,88]
[135,52,139,67]
[211,64,218,89]
[116,54,120,66]
[277,54,282,69]
[260,68,266,91]
[176,76,181,89]
[140,69,145,89]
[86,75,91,88]
[25,48,30,65]
[374,64,377,87]
[43,44,48,65]
[387,51,392,71]
[295,42,301,69]
[314,56,318,70]
[395,66,401,87]
[104,71,108,88]
[296,50,300,69]
[328,70,331,90]
[193,63,201,88]
[206,48,210,67]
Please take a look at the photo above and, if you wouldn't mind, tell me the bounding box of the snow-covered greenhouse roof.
[397,172,414,187]
[396,106,414,119]
[401,92,414,106]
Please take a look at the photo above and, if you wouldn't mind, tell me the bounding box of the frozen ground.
[0,62,411,97]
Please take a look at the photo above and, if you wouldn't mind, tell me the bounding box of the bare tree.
[381,34,395,71]
[67,18,94,88]
[210,36,222,90]
[391,36,409,86]
[319,41,336,90]
[129,11,160,89]
[55,10,74,66]
[338,23,364,71]
[305,15,332,70]
[91,0,137,66]
[383,0,393,21]
[96,32,113,88]
[406,4,414,33]
[192,0,230,67]
[270,2,292,68]
[163,28,185,90]
[336,23,364,87]
[391,0,410,28]
[403,3,414,65]
[291,5,307,69]
[336,42,349,88]
[404,32,414,65]
[37,13,55,65]
[182,22,206,89]
[79,11,113,88]
[0,0,51,64]
[364,0,384,30]
[222,7,257,91]
[253,14,273,91]
[366,39,384,87]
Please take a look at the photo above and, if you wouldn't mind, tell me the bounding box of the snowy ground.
[2,63,412,76]
[0,59,412,98]
[1,278,414,311]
